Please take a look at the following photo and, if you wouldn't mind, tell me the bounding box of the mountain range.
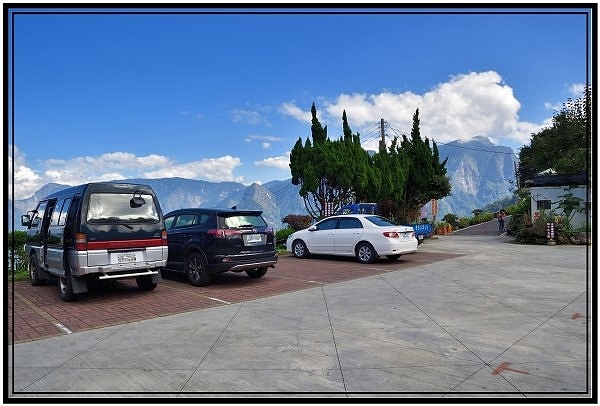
[8,137,518,230]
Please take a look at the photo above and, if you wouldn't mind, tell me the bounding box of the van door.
[46,197,72,271]
[39,200,56,269]
[26,201,48,265]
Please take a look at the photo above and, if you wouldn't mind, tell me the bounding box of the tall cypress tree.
[289,104,372,219]
[398,109,451,222]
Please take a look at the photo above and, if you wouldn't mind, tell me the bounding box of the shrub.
[281,214,313,231]
[275,227,296,250]
[7,231,28,275]
[442,213,459,229]
[458,217,470,229]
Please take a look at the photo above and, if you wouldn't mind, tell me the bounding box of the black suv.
[162,208,278,286]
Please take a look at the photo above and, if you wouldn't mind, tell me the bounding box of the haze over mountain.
[9,137,518,230]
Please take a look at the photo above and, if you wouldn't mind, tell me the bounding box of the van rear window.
[86,193,160,223]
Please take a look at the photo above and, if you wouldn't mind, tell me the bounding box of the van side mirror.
[21,214,31,227]
[130,193,146,208]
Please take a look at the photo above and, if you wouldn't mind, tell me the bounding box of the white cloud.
[8,146,45,200]
[283,71,548,150]
[8,147,245,200]
[279,102,311,122]
[245,135,283,143]
[569,82,586,96]
[255,152,290,170]
[230,109,265,124]
[144,155,243,182]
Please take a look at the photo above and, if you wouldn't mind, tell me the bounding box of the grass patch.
[9,269,29,282]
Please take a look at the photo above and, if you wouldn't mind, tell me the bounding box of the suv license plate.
[245,234,262,243]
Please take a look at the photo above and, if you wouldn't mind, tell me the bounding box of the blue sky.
[7,5,592,199]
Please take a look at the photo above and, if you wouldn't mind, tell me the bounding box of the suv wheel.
[185,252,212,286]
[246,267,268,279]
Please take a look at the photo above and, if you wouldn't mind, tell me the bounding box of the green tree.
[289,104,371,219]
[398,109,451,222]
[518,85,591,184]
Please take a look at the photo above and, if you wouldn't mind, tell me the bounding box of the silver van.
[21,182,168,301]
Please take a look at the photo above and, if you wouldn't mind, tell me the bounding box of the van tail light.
[75,233,88,250]
[161,230,168,245]
[383,231,400,238]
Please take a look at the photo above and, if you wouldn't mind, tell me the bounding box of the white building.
[527,172,590,230]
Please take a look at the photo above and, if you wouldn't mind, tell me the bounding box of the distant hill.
[435,136,518,218]
[9,137,518,229]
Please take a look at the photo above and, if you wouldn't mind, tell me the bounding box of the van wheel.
[185,252,212,286]
[356,242,377,264]
[136,275,157,291]
[29,254,46,286]
[246,268,268,279]
[59,269,75,302]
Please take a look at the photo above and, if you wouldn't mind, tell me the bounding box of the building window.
[537,200,551,210]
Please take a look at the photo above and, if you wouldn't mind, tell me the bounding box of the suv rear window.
[86,193,160,223]
[218,214,267,229]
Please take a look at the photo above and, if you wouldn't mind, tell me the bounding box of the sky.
[6,5,593,200]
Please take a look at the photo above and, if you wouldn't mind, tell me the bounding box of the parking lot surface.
[8,250,458,344]
[7,230,592,400]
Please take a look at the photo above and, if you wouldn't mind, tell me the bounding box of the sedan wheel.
[292,240,309,258]
[356,242,377,264]
[185,252,212,286]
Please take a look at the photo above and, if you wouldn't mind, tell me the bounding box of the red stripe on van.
[86,238,164,250]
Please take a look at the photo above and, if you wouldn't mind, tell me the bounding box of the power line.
[385,123,517,156]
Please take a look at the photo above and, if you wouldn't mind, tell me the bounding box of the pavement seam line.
[12,290,70,335]
[321,286,348,395]
[375,273,524,393]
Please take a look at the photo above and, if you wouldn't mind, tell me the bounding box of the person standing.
[498,209,506,233]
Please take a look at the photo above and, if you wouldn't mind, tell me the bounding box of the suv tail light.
[207,229,242,238]
[75,233,88,250]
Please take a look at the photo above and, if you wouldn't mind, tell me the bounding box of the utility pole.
[379,118,386,152]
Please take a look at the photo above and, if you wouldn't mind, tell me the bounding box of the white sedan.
[286,214,418,264]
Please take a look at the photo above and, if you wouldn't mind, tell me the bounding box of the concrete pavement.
[6,232,592,399]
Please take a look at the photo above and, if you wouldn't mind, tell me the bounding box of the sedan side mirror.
[308,225,317,231]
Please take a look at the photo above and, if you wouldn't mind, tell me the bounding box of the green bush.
[7,231,28,275]
[281,214,313,231]
[458,217,471,229]
[442,213,459,229]
[275,227,296,250]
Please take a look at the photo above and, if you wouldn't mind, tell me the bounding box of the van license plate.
[117,253,137,263]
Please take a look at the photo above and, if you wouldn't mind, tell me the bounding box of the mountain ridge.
[9,137,518,229]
